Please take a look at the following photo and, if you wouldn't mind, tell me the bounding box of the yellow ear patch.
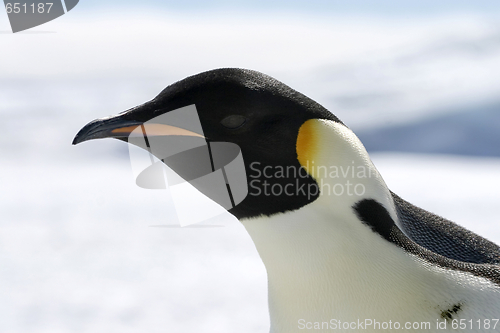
[296,119,320,174]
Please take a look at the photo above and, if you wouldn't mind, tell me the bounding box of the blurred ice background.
[1,1,500,332]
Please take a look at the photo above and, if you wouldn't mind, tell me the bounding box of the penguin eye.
[220,115,247,129]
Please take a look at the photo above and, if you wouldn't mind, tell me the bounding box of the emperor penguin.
[73,68,500,332]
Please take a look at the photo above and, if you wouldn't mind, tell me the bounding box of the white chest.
[241,202,500,333]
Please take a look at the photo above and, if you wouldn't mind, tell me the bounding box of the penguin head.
[73,68,344,220]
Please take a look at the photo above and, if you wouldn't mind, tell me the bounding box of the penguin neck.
[240,199,428,331]
[239,120,426,328]
[296,119,398,223]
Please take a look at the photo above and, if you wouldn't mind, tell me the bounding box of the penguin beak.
[72,112,204,145]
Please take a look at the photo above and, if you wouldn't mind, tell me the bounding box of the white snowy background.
[1,1,500,332]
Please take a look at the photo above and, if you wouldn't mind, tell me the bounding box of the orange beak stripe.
[111,123,204,138]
